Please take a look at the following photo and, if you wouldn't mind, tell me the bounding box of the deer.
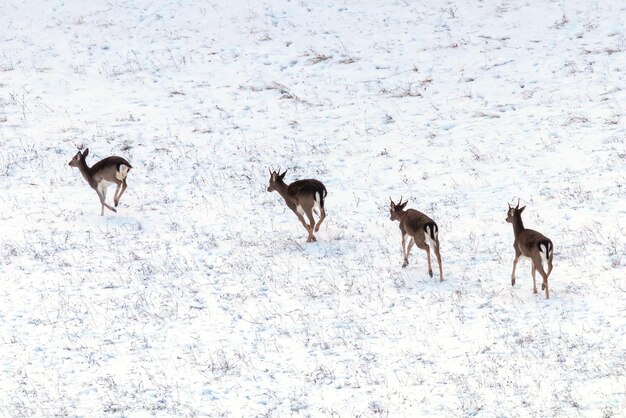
[267,169,327,242]
[389,197,443,281]
[506,202,554,299]
[69,148,132,216]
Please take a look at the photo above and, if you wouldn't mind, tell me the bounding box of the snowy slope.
[0,0,625,416]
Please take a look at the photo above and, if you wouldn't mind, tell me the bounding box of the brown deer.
[267,169,327,242]
[69,148,132,216]
[389,197,443,281]
[506,202,554,299]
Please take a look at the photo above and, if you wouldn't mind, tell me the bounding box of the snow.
[1,0,625,416]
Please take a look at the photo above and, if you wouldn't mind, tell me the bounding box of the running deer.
[267,169,327,242]
[69,148,132,216]
[389,197,443,281]
[506,202,554,299]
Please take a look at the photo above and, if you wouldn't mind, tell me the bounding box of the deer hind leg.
[538,245,551,291]
[424,228,440,280]
[304,207,317,242]
[113,181,122,207]
[315,206,325,232]
[313,192,325,232]
[545,259,553,299]
[434,239,443,281]
[425,244,433,278]
[114,179,128,207]
[534,259,550,299]
[401,234,407,267]
[530,260,537,293]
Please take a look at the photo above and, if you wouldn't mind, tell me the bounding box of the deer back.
[287,179,326,204]
[90,156,132,183]
[517,228,552,258]
[403,209,436,238]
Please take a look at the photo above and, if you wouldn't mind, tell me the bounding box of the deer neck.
[397,210,409,224]
[77,159,96,188]
[511,215,525,238]
[273,181,292,202]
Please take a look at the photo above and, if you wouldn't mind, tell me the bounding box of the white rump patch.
[424,226,436,249]
[116,164,130,180]
[313,192,321,215]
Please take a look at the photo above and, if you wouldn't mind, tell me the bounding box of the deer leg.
[99,187,106,216]
[511,255,521,286]
[294,213,309,232]
[97,185,116,215]
[402,234,413,268]
[113,181,122,207]
[304,207,316,242]
[406,238,415,263]
[290,201,310,233]
[535,262,550,299]
[531,262,538,294]
[114,179,128,207]
[401,234,407,267]
[547,258,553,277]
[434,241,443,281]
[425,245,433,278]
[315,206,326,232]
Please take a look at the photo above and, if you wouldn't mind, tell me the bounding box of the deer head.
[267,168,287,192]
[68,148,89,167]
[506,201,525,223]
[389,196,408,221]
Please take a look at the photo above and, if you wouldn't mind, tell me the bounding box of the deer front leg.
[401,234,411,267]
[97,185,117,215]
[295,213,309,235]
[511,255,520,286]
[291,202,309,231]
[406,238,415,268]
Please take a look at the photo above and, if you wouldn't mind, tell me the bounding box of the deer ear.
[83,148,89,157]
[518,205,526,213]
[279,169,287,180]
[399,201,408,210]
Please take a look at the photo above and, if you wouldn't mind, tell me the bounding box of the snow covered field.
[1,0,625,416]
